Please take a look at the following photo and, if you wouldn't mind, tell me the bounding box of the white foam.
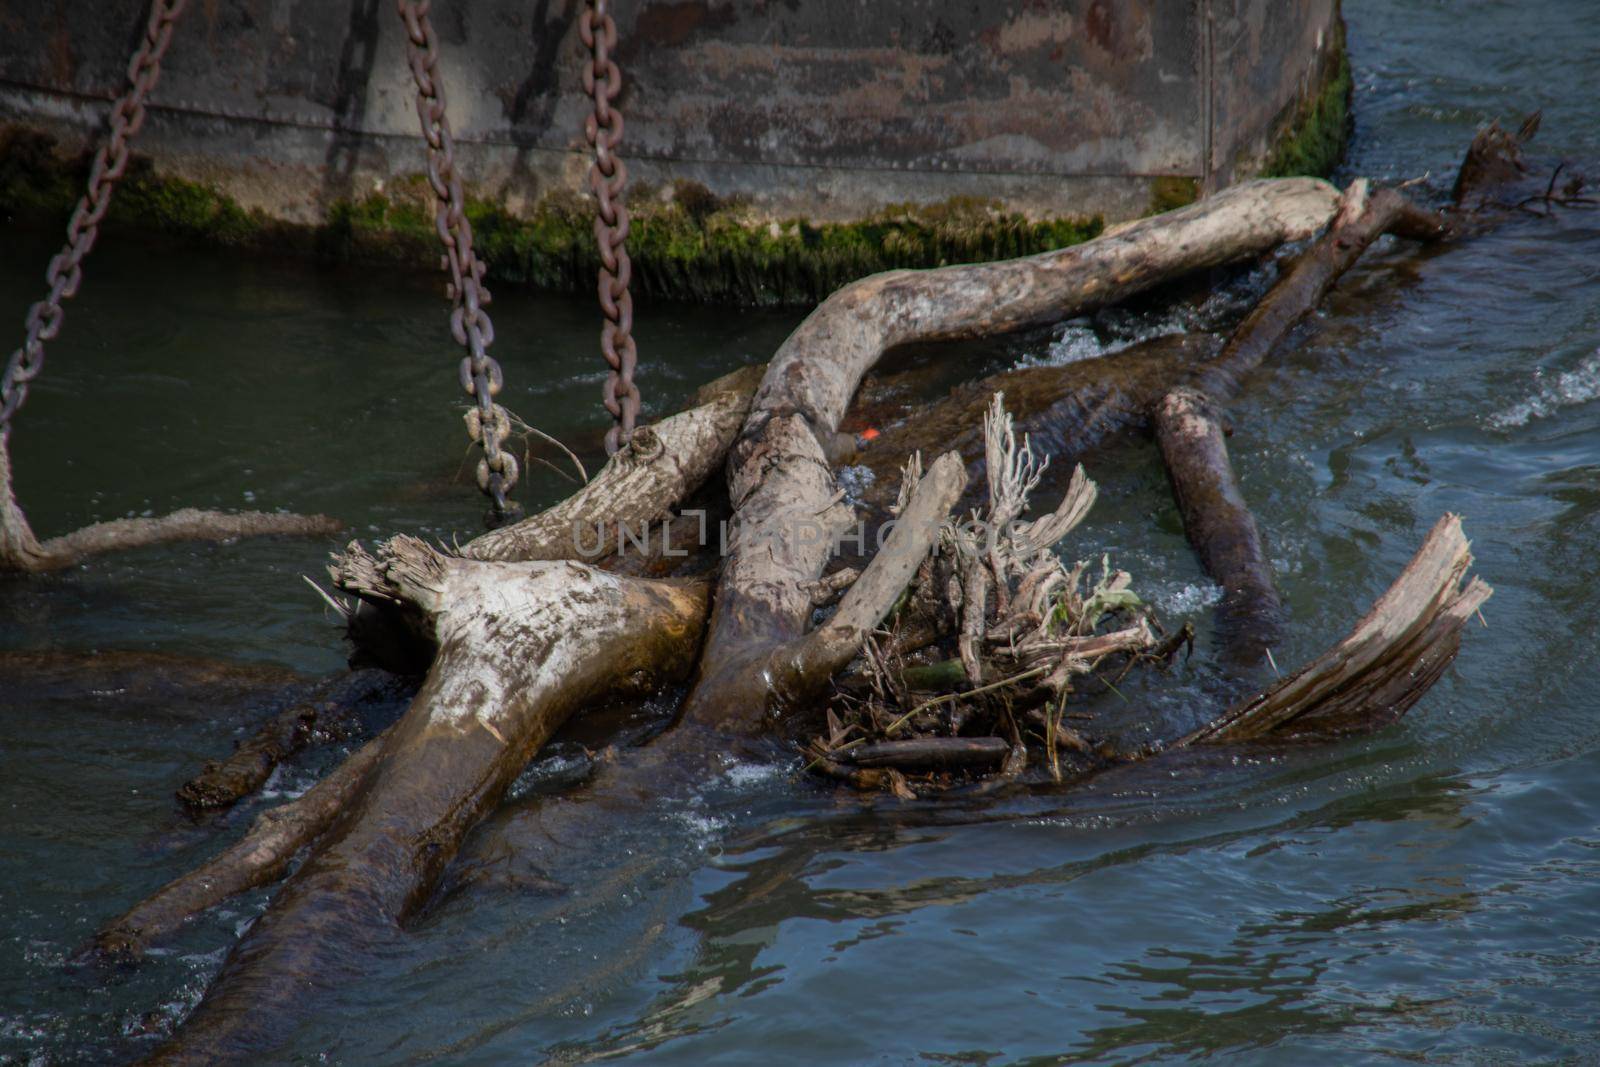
[722,760,786,788]
[1489,349,1600,429]
[1159,582,1224,615]
[835,464,877,507]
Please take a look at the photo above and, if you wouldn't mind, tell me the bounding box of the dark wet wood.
[176,670,409,811]
[1153,387,1284,666]
[1190,180,1449,404]
[854,333,1221,506]
[845,736,1011,770]
[93,730,390,962]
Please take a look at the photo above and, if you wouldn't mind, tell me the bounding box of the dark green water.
[4,1,1600,1061]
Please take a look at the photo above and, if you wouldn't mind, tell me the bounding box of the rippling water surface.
[4,2,1600,1062]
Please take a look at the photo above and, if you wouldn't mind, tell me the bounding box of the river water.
[3,1,1599,1062]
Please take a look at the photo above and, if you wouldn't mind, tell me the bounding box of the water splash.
[1489,349,1600,429]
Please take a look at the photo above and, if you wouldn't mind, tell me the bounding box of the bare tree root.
[141,540,709,1064]
[176,670,410,812]
[91,731,390,962]
[0,430,342,574]
[688,178,1343,730]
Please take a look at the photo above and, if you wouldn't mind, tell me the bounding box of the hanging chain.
[582,0,642,455]
[1,0,189,430]
[395,0,520,521]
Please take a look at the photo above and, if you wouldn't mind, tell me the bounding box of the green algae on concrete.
[2,129,1101,307]
[1149,176,1200,214]
[327,182,1102,306]
[1258,19,1352,179]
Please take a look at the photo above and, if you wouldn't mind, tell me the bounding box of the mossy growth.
[2,127,274,247]
[3,127,1101,307]
[1148,176,1200,214]
[326,179,1102,306]
[1258,17,1352,179]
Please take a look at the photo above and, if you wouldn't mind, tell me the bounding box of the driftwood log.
[94,155,1531,1063]
[175,669,408,811]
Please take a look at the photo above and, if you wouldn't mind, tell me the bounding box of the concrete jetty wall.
[0,1,1347,303]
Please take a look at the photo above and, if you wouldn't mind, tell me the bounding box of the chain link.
[1,0,189,430]
[582,0,642,455]
[395,0,520,520]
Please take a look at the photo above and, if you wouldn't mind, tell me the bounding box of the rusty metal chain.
[582,0,642,455]
[395,0,520,521]
[0,0,189,430]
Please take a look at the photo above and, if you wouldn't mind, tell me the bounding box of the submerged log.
[142,541,708,1064]
[176,669,408,811]
[94,731,390,961]
[0,430,342,574]
[687,178,1343,729]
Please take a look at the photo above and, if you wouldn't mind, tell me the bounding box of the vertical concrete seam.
[1200,0,1216,195]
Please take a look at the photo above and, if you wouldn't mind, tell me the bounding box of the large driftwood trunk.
[686,178,1343,728]
[142,543,708,1065]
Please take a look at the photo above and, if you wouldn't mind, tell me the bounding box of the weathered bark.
[1181,513,1490,743]
[460,365,761,564]
[1154,387,1284,666]
[144,541,709,1065]
[771,450,967,709]
[687,178,1344,729]
[0,428,342,574]
[94,731,389,961]
[176,670,408,811]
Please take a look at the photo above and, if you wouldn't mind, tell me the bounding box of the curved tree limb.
[686,178,1344,730]
[0,429,342,574]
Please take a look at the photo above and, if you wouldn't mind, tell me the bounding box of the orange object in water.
[859,427,880,442]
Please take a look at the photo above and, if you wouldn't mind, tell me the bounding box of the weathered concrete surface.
[0,1,1346,301]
